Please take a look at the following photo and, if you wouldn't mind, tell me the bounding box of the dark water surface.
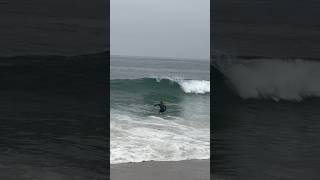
[0,53,108,179]
[212,63,320,180]
[214,100,320,180]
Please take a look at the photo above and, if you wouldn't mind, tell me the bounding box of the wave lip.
[176,79,210,94]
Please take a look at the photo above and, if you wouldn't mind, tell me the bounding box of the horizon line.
[110,54,209,62]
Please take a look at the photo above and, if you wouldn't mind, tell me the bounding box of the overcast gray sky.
[111,0,209,60]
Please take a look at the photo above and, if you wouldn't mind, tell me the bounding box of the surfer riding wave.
[154,100,166,113]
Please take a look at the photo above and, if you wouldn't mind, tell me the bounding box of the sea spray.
[213,58,320,101]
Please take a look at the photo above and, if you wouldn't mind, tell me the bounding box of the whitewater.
[111,108,210,164]
[111,56,210,164]
[161,78,210,94]
[213,57,320,101]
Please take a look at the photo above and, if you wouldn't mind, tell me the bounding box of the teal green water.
[110,56,210,164]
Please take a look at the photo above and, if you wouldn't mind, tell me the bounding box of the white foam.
[177,80,210,94]
[155,77,210,94]
[215,58,320,101]
[110,109,210,164]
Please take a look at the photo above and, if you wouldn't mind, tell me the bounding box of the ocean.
[110,56,210,164]
[0,53,108,179]
[212,56,320,179]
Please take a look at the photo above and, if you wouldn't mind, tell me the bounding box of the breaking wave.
[213,57,320,101]
[111,78,210,95]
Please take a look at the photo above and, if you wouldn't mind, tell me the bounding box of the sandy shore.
[111,159,209,180]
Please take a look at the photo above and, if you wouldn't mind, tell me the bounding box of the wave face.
[213,58,320,101]
[111,78,210,95]
[111,77,210,164]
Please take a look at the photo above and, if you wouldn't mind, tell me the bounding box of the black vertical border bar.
[210,0,214,177]
[107,0,111,178]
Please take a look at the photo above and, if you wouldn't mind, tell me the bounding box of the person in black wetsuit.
[154,100,166,114]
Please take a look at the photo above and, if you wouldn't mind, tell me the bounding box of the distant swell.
[111,78,210,94]
[213,58,320,101]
